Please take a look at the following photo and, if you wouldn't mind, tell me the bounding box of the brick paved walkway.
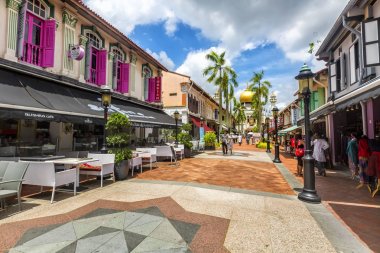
[137,145,294,195]
[279,148,380,253]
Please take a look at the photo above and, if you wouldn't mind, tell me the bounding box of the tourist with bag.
[295,141,305,176]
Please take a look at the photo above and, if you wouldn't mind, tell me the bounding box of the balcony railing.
[22,42,42,66]
[89,69,97,84]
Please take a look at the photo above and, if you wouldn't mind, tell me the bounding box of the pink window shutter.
[41,19,56,67]
[148,78,155,102]
[97,49,107,86]
[120,63,130,93]
[154,77,162,102]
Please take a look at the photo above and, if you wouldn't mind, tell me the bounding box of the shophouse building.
[161,71,218,140]
[316,0,380,164]
[0,0,176,156]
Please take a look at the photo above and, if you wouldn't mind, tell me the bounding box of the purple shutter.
[41,19,56,67]
[97,49,107,86]
[119,63,130,93]
[148,78,155,102]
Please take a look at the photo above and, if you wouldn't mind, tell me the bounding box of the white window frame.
[26,0,49,19]
[329,62,337,93]
[84,30,102,49]
[363,18,380,67]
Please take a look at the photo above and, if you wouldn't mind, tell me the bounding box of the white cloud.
[176,46,231,97]
[86,0,347,105]
[146,49,175,70]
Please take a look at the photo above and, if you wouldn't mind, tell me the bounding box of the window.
[349,42,359,84]
[330,62,337,93]
[21,11,55,67]
[84,31,106,86]
[142,65,153,101]
[336,59,341,92]
[27,0,46,18]
[111,47,129,93]
[363,18,380,67]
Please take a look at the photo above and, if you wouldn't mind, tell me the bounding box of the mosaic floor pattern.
[2,198,230,253]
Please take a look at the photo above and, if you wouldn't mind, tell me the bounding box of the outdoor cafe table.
[20,155,65,161]
[45,157,98,191]
[132,151,156,169]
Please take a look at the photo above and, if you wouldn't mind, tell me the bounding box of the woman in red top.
[357,135,370,189]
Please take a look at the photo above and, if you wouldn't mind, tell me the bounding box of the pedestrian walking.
[312,133,329,176]
[346,133,358,179]
[227,133,233,155]
[245,134,250,145]
[295,140,305,176]
[221,132,228,155]
[357,135,370,189]
[238,134,242,146]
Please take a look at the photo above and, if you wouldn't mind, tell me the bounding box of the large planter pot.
[114,160,129,180]
[205,145,215,150]
[184,147,192,158]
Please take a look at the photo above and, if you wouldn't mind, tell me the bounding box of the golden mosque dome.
[240,89,254,103]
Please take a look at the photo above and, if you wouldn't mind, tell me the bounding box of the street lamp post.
[272,106,281,163]
[174,110,180,146]
[265,117,271,153]
[295,64,321,204]
[100,87,112,154]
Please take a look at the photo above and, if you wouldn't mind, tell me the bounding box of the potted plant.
[204,131,216,150]
[177,123,193,157]
[106,113,132,180]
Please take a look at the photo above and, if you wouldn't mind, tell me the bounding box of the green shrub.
[204,132,217,146]
[106,113,132,164]
[256,142,271,149]
[178,123,193,149]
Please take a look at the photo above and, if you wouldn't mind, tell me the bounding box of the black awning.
[335,86,380,111]
[0,68,176,128]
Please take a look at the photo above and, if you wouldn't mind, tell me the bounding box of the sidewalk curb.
[268,153,371,253]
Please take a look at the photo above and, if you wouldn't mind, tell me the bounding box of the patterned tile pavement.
[1,198,230,253]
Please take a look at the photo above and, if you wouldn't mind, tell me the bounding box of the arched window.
[85,32,102,49]
[22,0,55,67]
[27,0,48,19]
[112,48,124,62]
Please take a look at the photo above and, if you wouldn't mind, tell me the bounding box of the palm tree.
[249,70,271,131]
[203,51,237,137]
[233,98,246,133]
[222,72,238,129]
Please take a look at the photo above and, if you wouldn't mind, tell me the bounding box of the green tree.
[249,70,271,131]
[203,51,237,136]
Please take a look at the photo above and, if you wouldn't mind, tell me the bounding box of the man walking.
[238,134,242,146]
[312,133,329,176]
[221,132,228,155]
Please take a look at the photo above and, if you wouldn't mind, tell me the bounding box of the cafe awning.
[190,116,214,132]
[0,68,176,128]
[278,125,301,136]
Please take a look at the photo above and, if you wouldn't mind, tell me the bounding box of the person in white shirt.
[312,133,329,176]
[238,134,242,146]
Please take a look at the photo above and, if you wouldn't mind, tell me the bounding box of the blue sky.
[86,0,348,108]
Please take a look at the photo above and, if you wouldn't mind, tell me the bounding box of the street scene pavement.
[0,143,375,253]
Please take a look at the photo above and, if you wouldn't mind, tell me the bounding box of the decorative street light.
[265,117,271,153]
[174,110,180,145]
[269,93,277,107]
[272,106,281,163]
[295,63,321,204]
[100,86,112,154]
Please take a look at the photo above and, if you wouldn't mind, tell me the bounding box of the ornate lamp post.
[265,117,271,153]
[295,63,321,204]
[174,110,180,145]
[100,87,112,154]
[272,106,281,163]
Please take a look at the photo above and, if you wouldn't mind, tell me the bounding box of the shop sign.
[200,127,205,142]
[291,108,298,125]
[68,45,85,60]
[154,77,161,102]
[24,112,54,120]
